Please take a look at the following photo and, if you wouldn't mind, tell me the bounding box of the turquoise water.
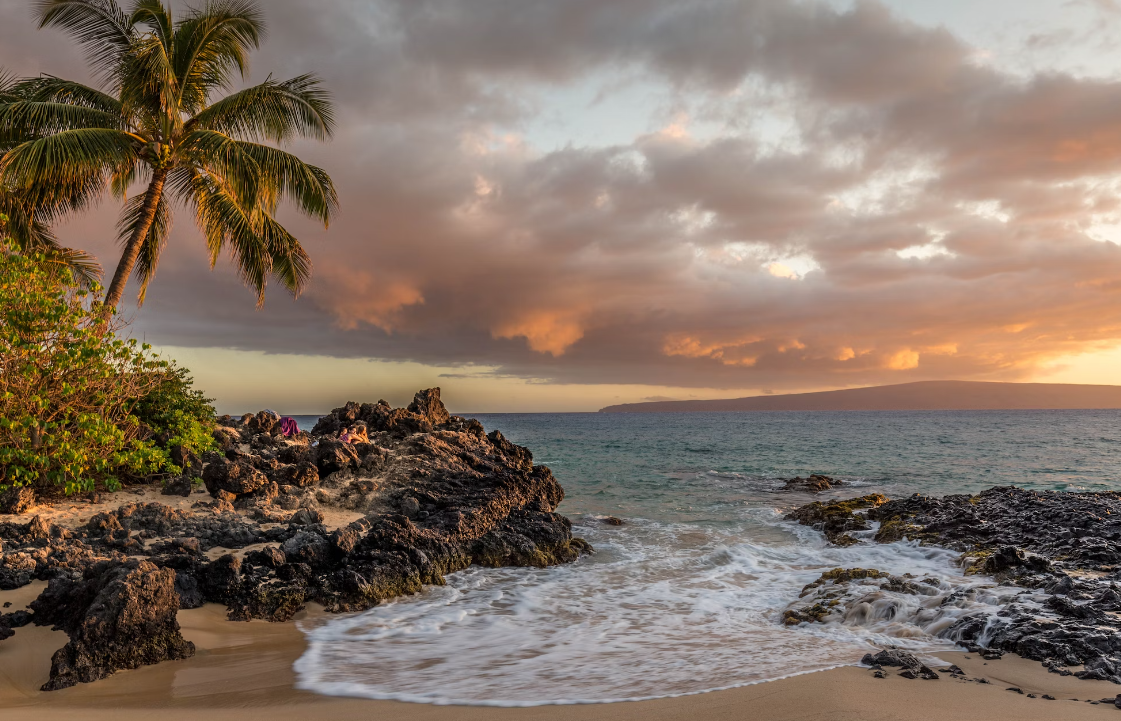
[478,409,1121,521]
[294,410,1121,705]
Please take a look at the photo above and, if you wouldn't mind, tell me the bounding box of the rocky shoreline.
[0,389,590,690]
[784,487,1121,690]
[6,402,1121,698]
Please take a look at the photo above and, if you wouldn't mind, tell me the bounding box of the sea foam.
[294,511,1012,706]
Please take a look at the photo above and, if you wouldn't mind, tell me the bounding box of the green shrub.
[0,251,170,495]
[130,363,218,460]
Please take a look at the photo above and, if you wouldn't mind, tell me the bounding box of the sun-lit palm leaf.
[38,245,104,287]
[0,127,138,188]
[12,75,123,114]
[129,0,174,48]
[0,101,120,138]
[235,141,337,224]
[189,74,334,142]
[35,0,136,83]
[177,128,261,205]
[255,208,311,296]
[117,188,170,304]
[173,0,263,112]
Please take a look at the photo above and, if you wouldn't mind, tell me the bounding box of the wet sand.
[2,582,1119,721]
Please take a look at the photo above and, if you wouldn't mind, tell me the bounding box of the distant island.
[599,381,1121,413]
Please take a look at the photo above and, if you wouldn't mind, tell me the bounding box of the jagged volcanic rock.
[0,388,590,689]
[30,559,194,690]
[786,486,1121,685]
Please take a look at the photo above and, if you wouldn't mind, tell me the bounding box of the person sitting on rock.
[347,424,369,444]
[339,424,369,444]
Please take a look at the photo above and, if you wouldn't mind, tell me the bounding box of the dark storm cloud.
[5,0,1121,390]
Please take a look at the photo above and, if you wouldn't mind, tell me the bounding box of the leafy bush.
[130,364,218,460]
[0,250,176,495]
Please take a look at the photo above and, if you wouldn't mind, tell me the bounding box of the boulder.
[161,475,194,497]
[407,387,450,426]
[247,410,279,435]
[0,486,35,515]
[169,445,203,477]
[284,461,320,488]
[783,474,841,493]
[202,458,268,497]
[315,440,359,476]
[30,559,194,690]
[282,531,332,568]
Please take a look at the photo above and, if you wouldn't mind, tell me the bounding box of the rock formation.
[786,486,1121,684]
[0,388,591,690]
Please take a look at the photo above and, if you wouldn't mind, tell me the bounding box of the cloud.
[6,0,1121,394]
[492,310,587,356]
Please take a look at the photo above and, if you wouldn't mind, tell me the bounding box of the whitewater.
[290,409,1121,705]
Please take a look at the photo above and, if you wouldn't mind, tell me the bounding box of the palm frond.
[117,186,170,304]
[0,101,121,138]
[110,159,142,198]
[0,127,138,189]
[128,0,173,47]
[256,208,310,296]
[0,70,20,101]
[173,0,264,112]
[1,190,103,287]
[39,245,104,287]
[119,33,179,127]
[235,141,337,224]
[11,75,123,114]
[184,166,310,305]
[176,128,260,205]
[35,0,136,83]
[189,74,334,142]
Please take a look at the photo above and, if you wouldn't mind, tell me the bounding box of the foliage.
[0,250,171,495]
[0,72,103,286]
[130,362,218,458]
[0,0,338,309]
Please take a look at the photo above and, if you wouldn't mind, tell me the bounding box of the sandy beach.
[2,579,1119,721]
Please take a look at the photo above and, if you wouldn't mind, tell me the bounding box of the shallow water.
[293,410,1121,705]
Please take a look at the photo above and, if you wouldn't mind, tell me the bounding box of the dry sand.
[3,582,1120,720]
[9,485,364,535]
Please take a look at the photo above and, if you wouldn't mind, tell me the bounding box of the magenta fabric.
[279,417,299,436]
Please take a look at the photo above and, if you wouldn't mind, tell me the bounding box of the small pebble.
[1042,695,1056,700]
[1006,687,1023,694]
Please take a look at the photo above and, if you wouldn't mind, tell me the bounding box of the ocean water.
[292,410,1121,706]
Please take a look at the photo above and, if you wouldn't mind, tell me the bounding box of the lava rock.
[0,486,36,515]
[202,458,268,497]
[782,474,842,492]
[161,475,194,497]
[30,559,194,690]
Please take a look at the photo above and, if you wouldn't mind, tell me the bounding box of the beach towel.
[279,416,299,437]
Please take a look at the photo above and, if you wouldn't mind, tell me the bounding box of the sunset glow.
[7,0,1121,411]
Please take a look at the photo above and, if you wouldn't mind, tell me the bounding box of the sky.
[5,0,1121,413]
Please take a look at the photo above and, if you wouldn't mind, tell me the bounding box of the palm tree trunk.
[104,169,169,308]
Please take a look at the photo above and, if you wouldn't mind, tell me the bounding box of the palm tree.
[0,0,337,308]
[0,70,103,287]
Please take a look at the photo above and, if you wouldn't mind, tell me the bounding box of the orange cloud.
[312,266,425,333]
[493,311,586,356]
[885,349,920,370]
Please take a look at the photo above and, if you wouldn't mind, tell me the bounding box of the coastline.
[3,583,1118,720]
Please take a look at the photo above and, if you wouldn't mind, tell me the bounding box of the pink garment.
[279,417,299,436]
